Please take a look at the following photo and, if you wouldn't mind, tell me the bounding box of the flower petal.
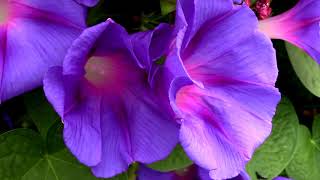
[91,89,179,177]
[1,19,82,101]
[74,0,99,7]
[198,168,250,180]
[45,20,179,178]
[138,165,174,180]
[273,177,292,180]
[11,0,87,27]
[178,84,279,179]
[44,67,102,166]
[258,0,320,64]
[176,0,233,48]
[62,21,109,75]
[63,93,102,167]
[125,85,179,163]
[130,23,173,70]
[183,6,277,86]
[0,26,6,103]
[170,5,280,180]
[90,96,132,178]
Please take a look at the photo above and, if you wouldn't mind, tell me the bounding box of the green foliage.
[286,125,320,180]
[286,43,320,97]
[24,90,59,138]
[0,125,104,180]
[0,129,43,179]
[147,144,192,172]
[247,99,320,180]
[1,92,126,180]
[5,90,132,180]
[246,97,299,179]
[312,115,320,144]
[87,0,109,26]
[160,0,176,15]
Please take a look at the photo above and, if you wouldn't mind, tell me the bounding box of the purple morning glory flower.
[199,168,251,180]
[258,0,320,64]
[43,19,179,178]
[152,0,280,179]
[273,177,292,180]
[74,0,99,7]
[138,165,176,180]
[138,166,251,180]
[0,0,87,102]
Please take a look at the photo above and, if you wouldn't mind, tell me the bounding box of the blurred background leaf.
[286,43,320,97]
[160,0,175,15]
[24,89,59,138]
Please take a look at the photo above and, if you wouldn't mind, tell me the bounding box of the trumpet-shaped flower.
[43,19,179,178]
[258,0,320,64]
[150,0,280,179]
[0,0,87,102]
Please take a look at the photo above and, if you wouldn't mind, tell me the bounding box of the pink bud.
[255,0,272,20]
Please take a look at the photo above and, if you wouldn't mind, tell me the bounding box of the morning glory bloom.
[74,0,99,7]
[0,0,87,102]
[43,19,179,178]
[200,169,292,180]
[258,0,320,64]
[138,166,252,180]
[150,0,280,179]
[138,166,175,180]
[199,168,250,180]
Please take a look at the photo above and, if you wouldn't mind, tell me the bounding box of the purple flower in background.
[138,166,262,180]
[138,166,176,180]
[199,168,250,180]
[200,169,292,180]
[151,0,280,179]
[258,0,320,64]
[0,0,87,102]
[273,177,292,180]
[43,19,179,178]
[74,0,99,7]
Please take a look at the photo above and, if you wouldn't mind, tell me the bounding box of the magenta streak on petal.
[0,25,6,104]
[258,15,320,39]
[176,85,231,140]
[8,1,84,29]
[175,85,256,160]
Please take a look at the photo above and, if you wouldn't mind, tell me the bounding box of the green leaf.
[0,129,43,179]
[286,125,320,180]
[147,144,192,172]
[24,89,59,138]
[285,42,320,97]
[0,126,105,180]
[160,0,176,15]
[246,97,299,179]
[312,115,320,144]
[245,164,258,180]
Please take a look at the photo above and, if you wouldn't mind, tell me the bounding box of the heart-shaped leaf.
[286,43,320,97]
